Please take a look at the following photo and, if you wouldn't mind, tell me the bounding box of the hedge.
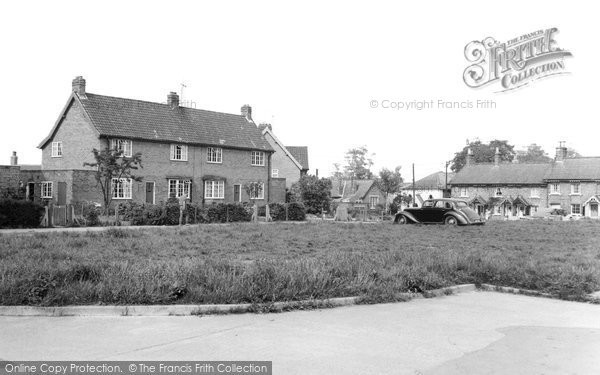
[0,199,45,228]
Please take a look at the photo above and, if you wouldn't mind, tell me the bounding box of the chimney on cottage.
[465,148,473,166]
[241,104,253,121]
[258,123,272,132]
[72,76,86,97]
[555,141,568,162]
[494,147,501,166]
[167,92,179,108]
[10,151,17,166]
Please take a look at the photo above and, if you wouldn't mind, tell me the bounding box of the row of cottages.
[11,76,310,207]
[450,146,600,219]
[330,179,387,209]
[400,171,454,207]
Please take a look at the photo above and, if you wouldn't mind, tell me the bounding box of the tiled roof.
[450,163,550,185]
[78,93,272,151]
[545,157,600,180]
[286,146,309,170]
[330,179,375,201]
[452,157,600,185]
[402,171,454,190]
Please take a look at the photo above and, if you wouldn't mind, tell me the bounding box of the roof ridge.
[85,92,245,118]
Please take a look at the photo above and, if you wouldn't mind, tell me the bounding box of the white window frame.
[170,144,188,161]
[251,151,265,166]
[204,180,225,199]
[459,187,468,197]
[112,178,132,199]
[494,187,502,197]
[272,169,279,178]
[571,204,582,215]
[110,139,132,157]
[168,179,191,199]
[369,195,379,209]
[249,182,265,200]
[41,181,53,198]
[530,188,540,198]
[51,142,63,158]
[550,183,560,195]
[570,183,581,195]
[207,147,223,163]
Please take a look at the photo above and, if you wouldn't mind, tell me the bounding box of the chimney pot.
[72,76,86,97]
[10,151,18,166]
[167,92,179,108]
[241,104,253,121]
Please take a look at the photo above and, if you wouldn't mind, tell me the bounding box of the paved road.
[1,291,599,374]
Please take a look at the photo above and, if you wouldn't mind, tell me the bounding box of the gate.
[48,205,74,227]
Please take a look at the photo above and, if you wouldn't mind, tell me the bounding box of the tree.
[450,139,515,172]
[374,167,403,212]
[290,175,332,214]
[343,146,374,180]
[83,148,143,215]
[243,181,264,204]
[516,144,552,163]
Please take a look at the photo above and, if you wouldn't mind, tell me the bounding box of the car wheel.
[444,216,458,226]
[396,215,408,224]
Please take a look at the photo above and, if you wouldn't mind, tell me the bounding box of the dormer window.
[110,139,132,157]
[51,142,63,157]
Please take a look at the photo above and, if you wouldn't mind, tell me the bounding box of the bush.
[205,203,252,223]
[0,199,45,228]
[287,202,306,221]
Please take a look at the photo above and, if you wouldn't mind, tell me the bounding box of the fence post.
[115,203,119,226]
[285,204,289,221]
[226,206,230,223]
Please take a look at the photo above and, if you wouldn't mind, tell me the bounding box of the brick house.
[260,124,309,189]
[450,145,600,219]
[330,179,386,209]
[32,76,277,206]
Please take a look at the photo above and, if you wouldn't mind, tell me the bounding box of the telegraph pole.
[412,163,416,207]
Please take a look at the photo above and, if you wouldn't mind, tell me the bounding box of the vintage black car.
[394,198,485,225]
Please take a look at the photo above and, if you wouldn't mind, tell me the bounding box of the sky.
[0,1,596,180]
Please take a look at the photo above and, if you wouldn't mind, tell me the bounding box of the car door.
[419,200,436,222]
[431,200,450,223]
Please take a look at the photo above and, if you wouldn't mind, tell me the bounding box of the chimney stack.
[494,147,501,166]
[555,141,568,162]
[167,92,179,108]
[258,123,272,132]
[465,148,473,166]
[72,76,86,97]
[10,151,17,166]
[241,104,253,121]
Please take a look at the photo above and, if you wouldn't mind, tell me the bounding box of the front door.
[145,182,155,204]
[27,182,35,201]
[234,184,241,202]
[57,182,67,205]
[591,203,598,217]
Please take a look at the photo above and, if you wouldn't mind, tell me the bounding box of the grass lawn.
[1,220,599,306]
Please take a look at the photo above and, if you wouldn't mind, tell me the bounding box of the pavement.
[1,291,599,374]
